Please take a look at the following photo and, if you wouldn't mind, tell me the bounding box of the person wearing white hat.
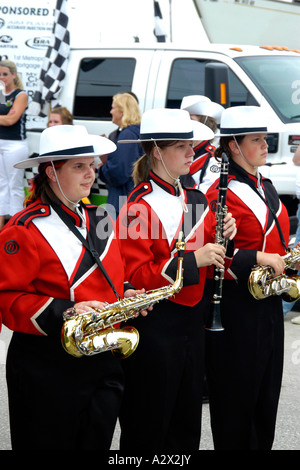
[116,108,236,450]
[180,95,224,193]
[0,124,149,450]
[205,106,299,449]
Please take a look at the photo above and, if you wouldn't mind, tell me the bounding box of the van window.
[73,58,136,119]
[236,55,300,124]
[166,58,255,108]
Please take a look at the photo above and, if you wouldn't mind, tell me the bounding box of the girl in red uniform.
[205,106,298,449]
[116,108,236,450]
[0,125,146,450]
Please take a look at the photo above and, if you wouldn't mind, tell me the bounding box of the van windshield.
[235,55,300,123]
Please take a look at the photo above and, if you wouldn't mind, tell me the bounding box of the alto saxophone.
[248,246,300,301]
[61,233,185,359]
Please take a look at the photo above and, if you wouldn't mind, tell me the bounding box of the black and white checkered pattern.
[27,0,70,117]
[154,0,167,42]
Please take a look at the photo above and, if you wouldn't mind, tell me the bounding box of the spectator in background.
[47,106,73,127]
[98,92,143,218]
[0,60,28,230]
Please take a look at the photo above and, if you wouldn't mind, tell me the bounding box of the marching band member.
[0,125,146,450]
[116,108,236,450]
[180,95,224,193]
[205,106,296,450]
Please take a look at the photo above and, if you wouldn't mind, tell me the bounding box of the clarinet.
[205,152,229,332]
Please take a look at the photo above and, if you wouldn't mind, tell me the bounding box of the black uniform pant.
[206,281,284,450]
[119,299,206,451]
[6,332,124,450]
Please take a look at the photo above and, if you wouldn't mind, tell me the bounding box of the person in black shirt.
[0,60,28,229]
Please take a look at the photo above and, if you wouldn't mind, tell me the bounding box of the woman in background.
[0,60,28,229]
[98,92,143,218]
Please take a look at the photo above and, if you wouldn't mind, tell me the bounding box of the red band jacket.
[206,160,290,280]
[0,200,125,336]
[117,171,233,307]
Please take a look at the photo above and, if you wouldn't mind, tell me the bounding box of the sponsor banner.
[0,0,56,128]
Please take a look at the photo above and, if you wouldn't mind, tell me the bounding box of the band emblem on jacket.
[4,239,19,254]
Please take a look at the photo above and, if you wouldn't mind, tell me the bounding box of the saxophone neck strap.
[242,175,288,251]
[49,201,121,301]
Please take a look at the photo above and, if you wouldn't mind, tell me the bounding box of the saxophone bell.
[61,313,140,359]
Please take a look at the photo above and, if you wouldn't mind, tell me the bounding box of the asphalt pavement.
[1,310,299,451]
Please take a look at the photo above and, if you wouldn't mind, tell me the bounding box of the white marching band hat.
[216,106,271,137]
[119,108,214,143]
[14,125,117,169]
[181,95,224,124]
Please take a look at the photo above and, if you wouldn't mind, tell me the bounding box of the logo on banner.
[0,34,12,43]
[25,36,51,49]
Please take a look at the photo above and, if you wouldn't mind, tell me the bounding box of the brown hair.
[196,115,218,134]
[132,140,178,186]
[214,135,245,161]
[47,106,73,126]
[24,160,65,206]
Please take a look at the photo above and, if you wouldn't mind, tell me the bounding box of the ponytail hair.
[132,153,151,186]
[132,140,177,186]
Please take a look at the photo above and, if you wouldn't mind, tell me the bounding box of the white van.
[27,42,300,219]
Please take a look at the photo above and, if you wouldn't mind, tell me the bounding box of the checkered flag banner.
[27,0,70,117]
[154,0,167,42]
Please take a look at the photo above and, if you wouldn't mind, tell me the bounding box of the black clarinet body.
[205,152,229,332]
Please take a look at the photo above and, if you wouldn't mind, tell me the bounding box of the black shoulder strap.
[50,202,120,300]
[244,179,287,251]
[199,154,212,185]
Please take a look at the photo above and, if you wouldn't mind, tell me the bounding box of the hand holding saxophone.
[256,251,285,277]
[249,244,300,300]
[71,288,151,317]
[72,300,108,314]
[124,288,153,317]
